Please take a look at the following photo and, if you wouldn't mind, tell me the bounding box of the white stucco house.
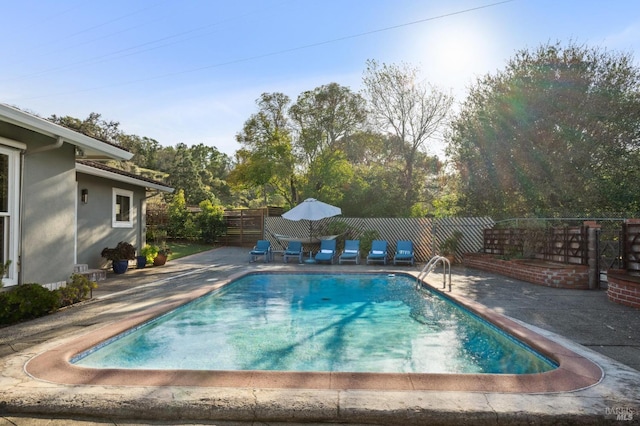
[0,104,173,289]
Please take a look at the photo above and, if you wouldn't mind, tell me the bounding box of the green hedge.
[0,274,97,326]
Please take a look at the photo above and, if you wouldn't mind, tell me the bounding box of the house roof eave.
[0,104,133,161]
[76,161,174,193]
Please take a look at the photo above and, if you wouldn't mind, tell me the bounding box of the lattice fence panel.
[357,218,433,262]
[435,217,495,262]
[264,216,493,263]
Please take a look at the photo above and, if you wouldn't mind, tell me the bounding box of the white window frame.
[112,188,134,228]
[0,140,22,287]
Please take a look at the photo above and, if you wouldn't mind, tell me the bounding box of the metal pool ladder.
[417,255,452,292]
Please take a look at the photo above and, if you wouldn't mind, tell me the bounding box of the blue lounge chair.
[249,240,272,263]
[283,241,303,264]
[366,240,388,265]
[339,240,360,264]
[314,239,337,264]
[393,240,415,265]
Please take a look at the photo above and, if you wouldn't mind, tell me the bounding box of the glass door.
[0,144,19,286]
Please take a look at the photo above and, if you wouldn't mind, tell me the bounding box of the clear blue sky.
[2,0,639,158]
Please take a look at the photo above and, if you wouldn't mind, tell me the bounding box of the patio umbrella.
[282,198,341,222]
[282,198,341,258]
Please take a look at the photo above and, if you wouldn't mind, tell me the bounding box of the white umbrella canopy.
[282,198,342,221]
[282,199,342,254]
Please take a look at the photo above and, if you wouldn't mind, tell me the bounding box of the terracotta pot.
[153,253,167,266]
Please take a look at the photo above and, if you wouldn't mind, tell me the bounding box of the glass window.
[112,188,133,228]
[115,194,130,222]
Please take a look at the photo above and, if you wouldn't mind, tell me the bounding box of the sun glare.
[403,16,502,94]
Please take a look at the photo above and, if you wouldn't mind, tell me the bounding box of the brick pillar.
[584,221,601,290]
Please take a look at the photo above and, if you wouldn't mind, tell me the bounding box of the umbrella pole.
[303,220,316,263]
[308,221,313,259]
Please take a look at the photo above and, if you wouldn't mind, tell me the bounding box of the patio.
[0,246,639,424]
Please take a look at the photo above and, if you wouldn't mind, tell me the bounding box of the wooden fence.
[220,207,284,246]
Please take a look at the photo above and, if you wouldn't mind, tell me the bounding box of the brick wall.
[464,253,590,289]
[607,271,640,309]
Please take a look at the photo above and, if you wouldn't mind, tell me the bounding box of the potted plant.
[135,253,147,269]
[140,244,159,267]
[439,231,463,264]
[101,241,136,274]
[153,245,171,266]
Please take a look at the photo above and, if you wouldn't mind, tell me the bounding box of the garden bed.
[464,253,590,289]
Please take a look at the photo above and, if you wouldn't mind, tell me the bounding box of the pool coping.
[24,270,603,394]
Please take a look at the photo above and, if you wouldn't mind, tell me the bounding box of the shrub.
[359,229,381,254]
[0,275,98,326]
[163,191,227,243]
[0,292,11,323]
[182,216,200,241]
[439,231,463,256]
[326,220,350,236]
[56,274,98,307]
[324,220,355,250]
[140,244,159,264]
[196,200,226,244]
[0,283,59,325]
[167,189,189,239]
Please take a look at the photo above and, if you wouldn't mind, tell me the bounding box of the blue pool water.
[73,273,556,374]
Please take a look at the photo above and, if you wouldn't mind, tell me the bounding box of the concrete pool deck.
[1,246,639,425]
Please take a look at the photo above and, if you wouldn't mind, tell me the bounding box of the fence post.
[584,221,601,290]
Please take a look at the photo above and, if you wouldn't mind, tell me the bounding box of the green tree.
[188,143,232,204]
[165,143,230,206]
[166,189,189,239]
[337,130,390,166]
[362,60,453,211]
[303,149,354,205]
[289,82,367,165]
[167,143,207,204]
[117,134,162,170]
[196,199,226,243]
[338,162,405,217]
[48,111,233,209]
[231,92,297,206]
[429,171,463,218]
[448,42,640,218]
[49,113,164,169]
[49,112,121,143]
[288,83,367,206]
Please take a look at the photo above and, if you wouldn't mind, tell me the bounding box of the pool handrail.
[417,255,451,291]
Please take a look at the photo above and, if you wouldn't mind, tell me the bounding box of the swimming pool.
[26,269,603,393]
[72,273,555,374]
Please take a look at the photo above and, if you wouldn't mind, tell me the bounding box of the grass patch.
[167,241,216,260]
